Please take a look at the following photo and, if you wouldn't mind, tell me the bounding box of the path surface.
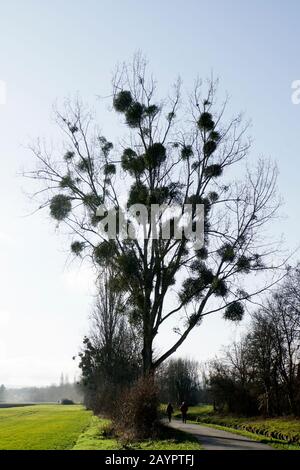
[166,419,271,450]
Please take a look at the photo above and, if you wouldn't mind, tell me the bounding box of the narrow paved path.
[166,419,271,450]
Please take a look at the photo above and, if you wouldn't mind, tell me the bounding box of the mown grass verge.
[73,416,202,450]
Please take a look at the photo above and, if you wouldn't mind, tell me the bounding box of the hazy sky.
[1,0,300,387]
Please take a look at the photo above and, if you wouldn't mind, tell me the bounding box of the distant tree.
[27,54,283,376]
[254,267,300,415]
[3,382,82,404]
[246,312,279,416]
[209,340,258,415]
[60,398,74,405]
[209,266,300,416]
[158,358,201,405]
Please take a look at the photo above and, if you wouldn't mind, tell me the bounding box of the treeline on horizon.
[0,378,82,404]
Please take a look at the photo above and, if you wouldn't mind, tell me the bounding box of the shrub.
[113,376,159,440]
[61,398,74,405]
[101,422,115,438]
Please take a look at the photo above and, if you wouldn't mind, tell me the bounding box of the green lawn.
[174,405,300,450]
[0,404,201,450]
[0,404,92,450]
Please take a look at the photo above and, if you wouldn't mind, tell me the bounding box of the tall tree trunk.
[142,272,154,375]
[142,326,153,375]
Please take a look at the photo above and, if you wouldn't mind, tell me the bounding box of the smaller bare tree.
[79,268,141,413]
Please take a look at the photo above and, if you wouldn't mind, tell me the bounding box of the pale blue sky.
[0,0,300,386]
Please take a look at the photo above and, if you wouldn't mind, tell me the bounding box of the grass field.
[0,405,92,450]
[173,405,300,450]
[3,403,299,450]
[0,404,201,450]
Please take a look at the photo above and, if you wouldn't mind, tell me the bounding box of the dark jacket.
[180,403,188,413]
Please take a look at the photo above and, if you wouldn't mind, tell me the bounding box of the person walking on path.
[180,401,188,423]
[166,403,174,423]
